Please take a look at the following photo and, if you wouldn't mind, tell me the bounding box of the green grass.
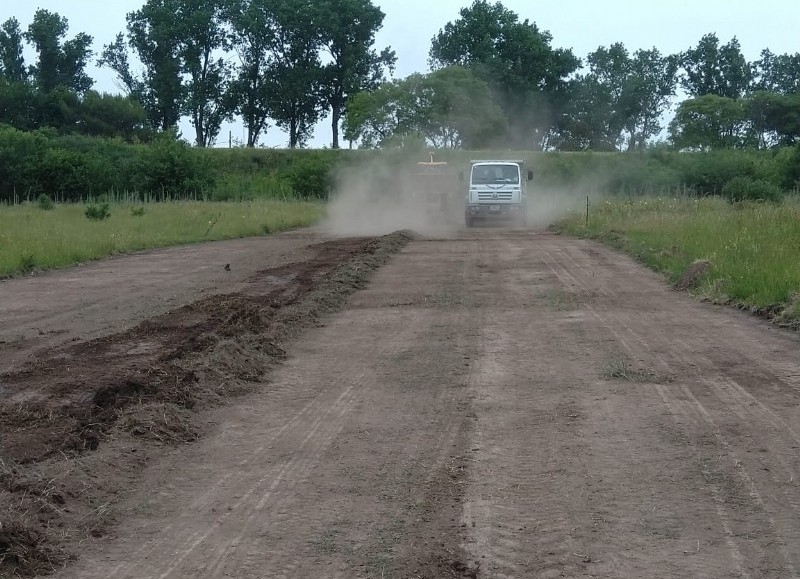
[556,195,800,326]
[0,199,324,277]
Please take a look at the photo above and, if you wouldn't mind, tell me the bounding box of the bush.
[722,176,784,203]
[132,135,215,198]
[85,202,111,220]
[131,206,145,216]
[36,194,54,210]
[282,153,334,198]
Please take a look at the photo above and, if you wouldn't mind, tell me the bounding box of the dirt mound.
[0,231,413,577]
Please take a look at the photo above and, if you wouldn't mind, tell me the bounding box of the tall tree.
[621,48,678,150]
[175,0,233,147]
[429,0,579,149]
[556,45,676,151]
[102,0,232,145]
[316,0,395,149]
[264,0,325,148]
[226,0,277,146]
[24,9,93,94]
[680,33,751,99]
[101,4,184,132]
[0,18,27,82]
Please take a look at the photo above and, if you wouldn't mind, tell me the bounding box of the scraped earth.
[2,230,799,578]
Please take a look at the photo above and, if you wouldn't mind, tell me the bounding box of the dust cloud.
[322,152,592,236]
[323,152,464,237]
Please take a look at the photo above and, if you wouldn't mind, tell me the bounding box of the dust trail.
[323,152,464,237]
[526,186,595,231]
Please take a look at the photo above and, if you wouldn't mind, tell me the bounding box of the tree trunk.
[289,119,298,149]
[331,103,340,149]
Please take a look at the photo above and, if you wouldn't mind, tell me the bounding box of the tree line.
[1,0,798,151]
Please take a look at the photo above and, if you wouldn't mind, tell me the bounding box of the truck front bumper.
[466,203,525,220]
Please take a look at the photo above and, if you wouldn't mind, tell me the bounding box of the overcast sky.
[2,0,799,147]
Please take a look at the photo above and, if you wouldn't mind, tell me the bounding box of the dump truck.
[464,160,532,227]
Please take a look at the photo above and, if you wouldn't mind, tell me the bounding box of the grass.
[601,356,674,384]
[0,199,324,277]
[556,195,800,326]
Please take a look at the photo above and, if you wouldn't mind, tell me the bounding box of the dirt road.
[3,230,800,578]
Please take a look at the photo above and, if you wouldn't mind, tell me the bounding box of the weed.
[602,356,673,383]
[17,253,36,274]
[130,206,145,217]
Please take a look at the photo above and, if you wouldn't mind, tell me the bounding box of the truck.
[464,160,532,228]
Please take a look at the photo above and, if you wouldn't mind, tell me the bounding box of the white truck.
[464,160,532,228]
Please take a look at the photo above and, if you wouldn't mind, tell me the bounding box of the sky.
[2,0,799,147]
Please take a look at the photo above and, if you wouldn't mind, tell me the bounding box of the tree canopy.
[1,2,799,152]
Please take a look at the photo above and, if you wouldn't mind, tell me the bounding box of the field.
[0,199,323,277]
[556,195,800,326]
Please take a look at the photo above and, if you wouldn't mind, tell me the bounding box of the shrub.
[130,206,145,216]
[722,176,784,203]
[283,153,334,199]
[36,194,54,210]
[85,202,111,220]
[132,135,215,198]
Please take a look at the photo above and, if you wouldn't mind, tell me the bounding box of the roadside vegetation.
[555,196,800,327]
[0,199,323,277]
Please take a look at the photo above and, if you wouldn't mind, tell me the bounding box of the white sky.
[2,0,799,147]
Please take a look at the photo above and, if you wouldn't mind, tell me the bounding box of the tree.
[101,4,184,132]
[752,49,800,95]
[419,66,506,148]
[343,67,505,149]
[669,94,749,150]
[175,0,233,147]
[226,0,277,146]
[0,76,35,129]
[343,77,419,147]
[746,91,800,147]
[0,18,32,129]
[429,0,579,149]
[102,0,232,145]
[316,0,395,149]
[78,91,150,141]
[24,10,93,94]
[555,45,677,151]
[263,0,325,148]
[621,48,678,150]
[0,18,26,82]
[555,76,617,151]
[680,34,751,99]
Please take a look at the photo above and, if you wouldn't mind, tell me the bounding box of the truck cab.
[465,160,531,227]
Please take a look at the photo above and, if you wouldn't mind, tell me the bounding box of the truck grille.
[477,192,514,201]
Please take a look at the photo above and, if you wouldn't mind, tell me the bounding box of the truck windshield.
[471,165,519,185]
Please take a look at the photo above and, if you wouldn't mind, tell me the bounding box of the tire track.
[543,239,800,577]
